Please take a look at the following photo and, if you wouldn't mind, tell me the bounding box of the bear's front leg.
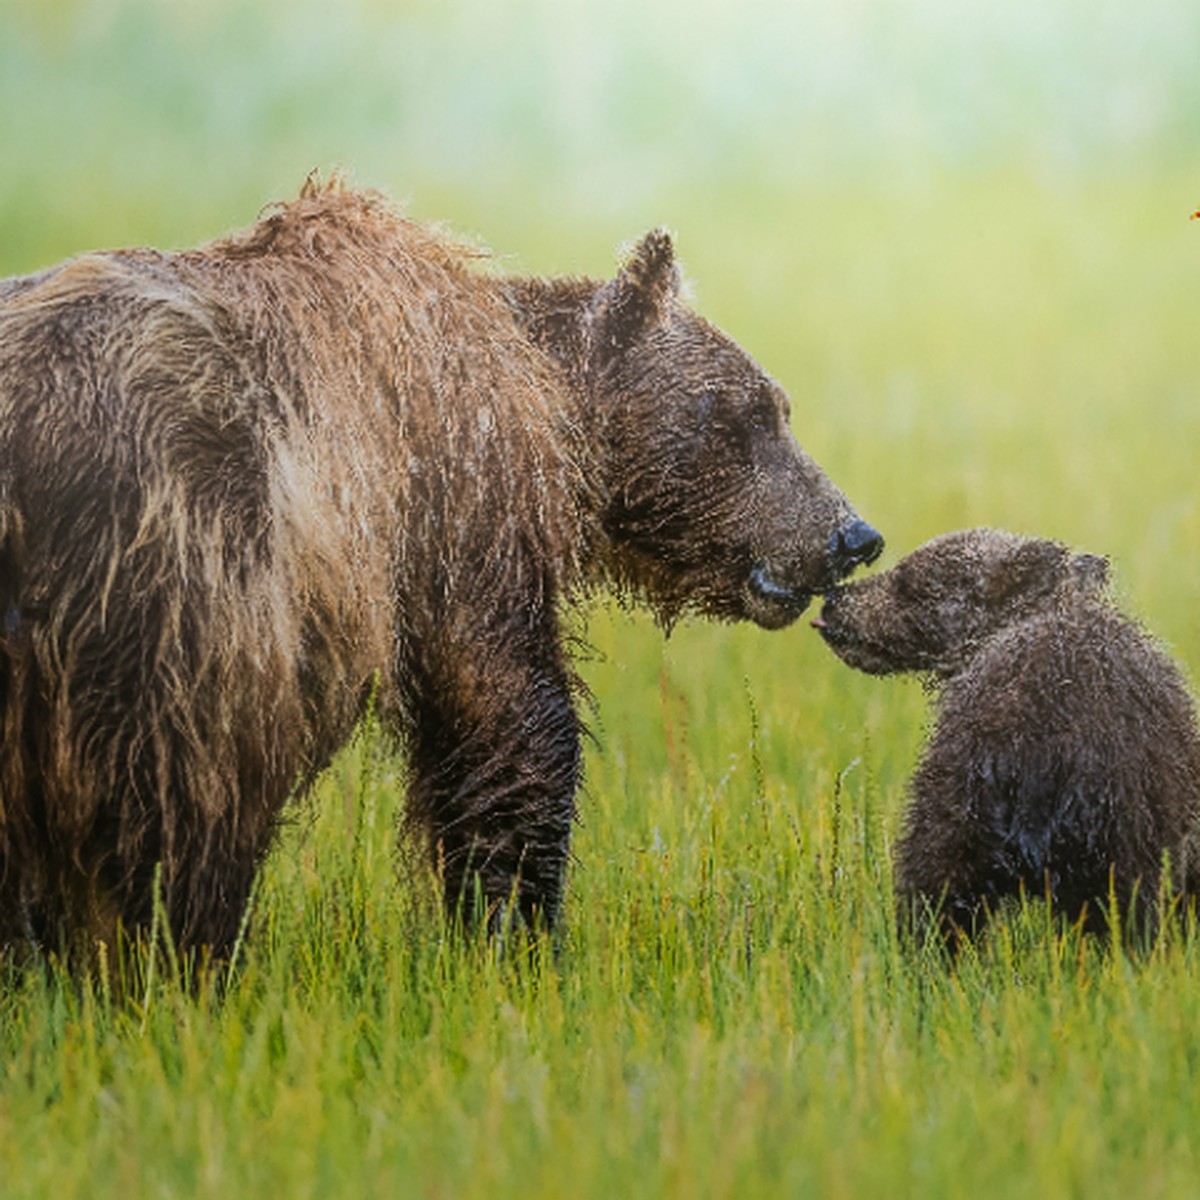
[403,628,582,932]
[894,764,994,953]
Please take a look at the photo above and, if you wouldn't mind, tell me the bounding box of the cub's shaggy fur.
[0,177,880,958]
[816,528,1200,945]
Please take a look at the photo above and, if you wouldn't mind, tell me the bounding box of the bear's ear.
[591,229,680,356]
[983,538,1069,610]
[1069,552,1110,597]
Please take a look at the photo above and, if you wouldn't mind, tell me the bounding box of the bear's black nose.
[828,519,884,576]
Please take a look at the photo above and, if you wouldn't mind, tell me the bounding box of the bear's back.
[921,600,1200,890]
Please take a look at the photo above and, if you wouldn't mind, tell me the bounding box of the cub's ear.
[983,538,1070,610]
[591,229,680,357]
[1069,552,1110,597]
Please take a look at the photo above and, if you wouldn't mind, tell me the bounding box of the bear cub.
[814,528,1200,947]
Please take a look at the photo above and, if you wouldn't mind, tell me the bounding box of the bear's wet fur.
[0,175,880,960]
[816,528,1200,948]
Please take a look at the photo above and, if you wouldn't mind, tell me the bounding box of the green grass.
[4,0,1200,1195]
[5,699,1200,1199]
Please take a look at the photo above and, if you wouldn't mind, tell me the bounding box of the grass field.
[3,1,1200,1196]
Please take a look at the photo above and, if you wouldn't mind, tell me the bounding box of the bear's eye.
[698,387,778,454]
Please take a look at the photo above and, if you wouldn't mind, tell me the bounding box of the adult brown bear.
[0,176,881,957]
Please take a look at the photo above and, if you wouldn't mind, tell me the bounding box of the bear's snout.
[827,519,884,579]
[810,586,903,676]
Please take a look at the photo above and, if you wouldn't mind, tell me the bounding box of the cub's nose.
[828,519,884,577]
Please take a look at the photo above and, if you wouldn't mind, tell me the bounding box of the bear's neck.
[500,274,614,576]
[501,276,599,400]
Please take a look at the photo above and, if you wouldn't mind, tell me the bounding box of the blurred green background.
[4,0,1200,253]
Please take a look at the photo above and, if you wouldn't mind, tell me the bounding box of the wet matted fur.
[816,528,1200,947]
[0,176,880,958]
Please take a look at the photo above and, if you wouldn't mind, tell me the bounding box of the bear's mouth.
[811,614,881,672]
[810,590,863,653]
[745,565,813,629]
[810,595,898,676]
[810,611,851,650]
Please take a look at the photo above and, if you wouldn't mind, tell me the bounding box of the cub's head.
[589,230,882,630]
[813,528,1109,676]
